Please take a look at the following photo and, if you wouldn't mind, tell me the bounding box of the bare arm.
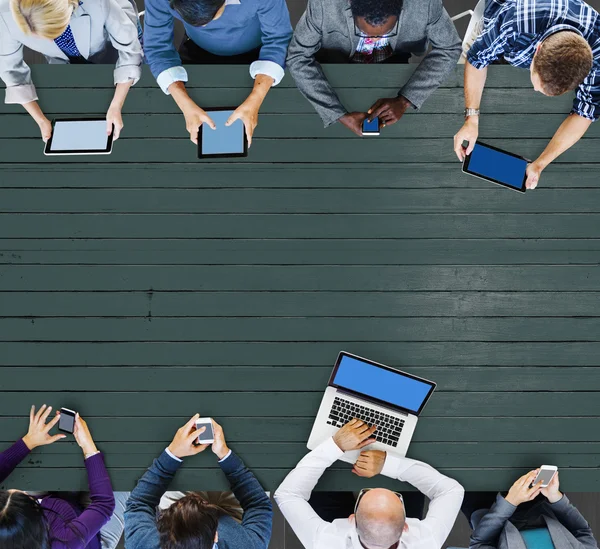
[168,81,216,144]
[22,100,52,142]
[106,80,134,140]
[453,61,488,160]
[525,113,592,188]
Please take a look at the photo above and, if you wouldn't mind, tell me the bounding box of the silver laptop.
[307,352,436,464]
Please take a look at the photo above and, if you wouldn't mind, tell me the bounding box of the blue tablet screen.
[201,110,245,155]
[468,143,527,189]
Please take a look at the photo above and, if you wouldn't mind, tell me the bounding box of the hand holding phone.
[196,418,215,444]
[210,419,230,461]
[22,404,66,450]
[72,414,99,456]
[168,414,211,459]
[532,465,558,488]
[362,117,380,136]
[58,408,77,434]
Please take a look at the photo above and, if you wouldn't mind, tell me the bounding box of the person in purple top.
[0,404,127,549]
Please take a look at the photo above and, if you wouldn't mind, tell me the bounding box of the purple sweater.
[0,439,115,549]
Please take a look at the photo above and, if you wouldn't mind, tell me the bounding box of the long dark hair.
[0,490,89,549]
[157,493,220,549]
[0,491,50,549]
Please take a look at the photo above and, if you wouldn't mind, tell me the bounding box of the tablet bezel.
[44,118,113,156]
[462,140,530,193]
[197,107,249,159]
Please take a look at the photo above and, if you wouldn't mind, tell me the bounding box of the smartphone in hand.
[58,408,77,434]
[196,418,215,444]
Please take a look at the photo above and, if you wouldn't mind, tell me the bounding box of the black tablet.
[198,107,248,159]
[462,141,530,193]
[44,118,113,156]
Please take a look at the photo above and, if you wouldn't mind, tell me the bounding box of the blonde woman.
[0,0,143,141]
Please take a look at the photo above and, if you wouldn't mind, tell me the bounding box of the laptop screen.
[331,354,435,415]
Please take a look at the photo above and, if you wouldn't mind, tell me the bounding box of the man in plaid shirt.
[453,0,599,189]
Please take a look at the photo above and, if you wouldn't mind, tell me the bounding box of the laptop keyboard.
[327,396,405,448]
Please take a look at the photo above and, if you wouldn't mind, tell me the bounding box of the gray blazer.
[0,0,143,104]
[470,494,598,549]
[286,0,461,126]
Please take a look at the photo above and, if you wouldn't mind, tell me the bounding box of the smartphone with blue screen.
[362,117,380,136]
[462,141,530,193]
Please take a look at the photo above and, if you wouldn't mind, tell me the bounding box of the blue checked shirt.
[467,0,600,120]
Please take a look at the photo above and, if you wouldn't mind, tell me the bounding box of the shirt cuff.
[5,84,38,105]
[114,64,142,86]
[249,60,285,86]
[381,453,416,479]
[571,106,598,121]
[466,52,489,69]
[157,66,189,95]
[321,437,345,461]
[165,447,183,462]
[84,451,101,460]
[218,450,232,463]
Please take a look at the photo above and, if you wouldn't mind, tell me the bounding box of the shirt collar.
[224,0,241,5]
[539,23,584,43]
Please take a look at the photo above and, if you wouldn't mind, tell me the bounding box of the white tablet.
[44,118,113,156]
[198,108,248,159]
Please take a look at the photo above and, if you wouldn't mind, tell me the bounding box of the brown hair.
[157,493,220,549]
[533,31,593,96]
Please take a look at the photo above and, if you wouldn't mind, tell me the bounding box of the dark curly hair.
[350,0,403,27]
[157,493,221,549]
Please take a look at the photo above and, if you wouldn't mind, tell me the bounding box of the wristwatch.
[464,108,480,118]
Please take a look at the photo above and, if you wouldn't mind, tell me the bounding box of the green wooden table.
[1,65,599,492]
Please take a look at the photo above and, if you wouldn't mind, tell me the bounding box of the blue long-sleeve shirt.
[124,450,273,549]
[143,0,292,92]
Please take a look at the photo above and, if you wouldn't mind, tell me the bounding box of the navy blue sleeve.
[220,452,273,549]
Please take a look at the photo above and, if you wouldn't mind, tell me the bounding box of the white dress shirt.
[274,438,464,549]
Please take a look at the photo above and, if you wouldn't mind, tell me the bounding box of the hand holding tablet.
[462,141,530,193]
[198,107,248,159]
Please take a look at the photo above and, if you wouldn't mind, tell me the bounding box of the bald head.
[355,489,405,549]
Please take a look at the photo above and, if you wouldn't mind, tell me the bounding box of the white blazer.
[0,0,143,104]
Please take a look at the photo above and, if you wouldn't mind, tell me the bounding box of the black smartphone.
[58,408,77,434]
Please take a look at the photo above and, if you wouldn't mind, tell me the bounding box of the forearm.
[22,100,48,124]
[247,74,274,108]
[470,494,515,549]
[111,80,133,109]
[169,81,198,113]
[534,113,592,169]
[464,61,487,110]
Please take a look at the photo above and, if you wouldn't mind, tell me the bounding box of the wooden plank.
[1,138,599,164]
[0,392,598,417]
[0,265,598,291]
[4,188,600,213]
[0,88,575,116]
[1,342,600,366]
[1,367,599,391]
[3,317,600,342]
[3,241,600,266]
[3,214,600,239]
[2,113,599,139]
[8,441,600,469]
[0,417,598,442]
[0,164,597,189]
[24,65,536,89]
[2,291,600,317]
